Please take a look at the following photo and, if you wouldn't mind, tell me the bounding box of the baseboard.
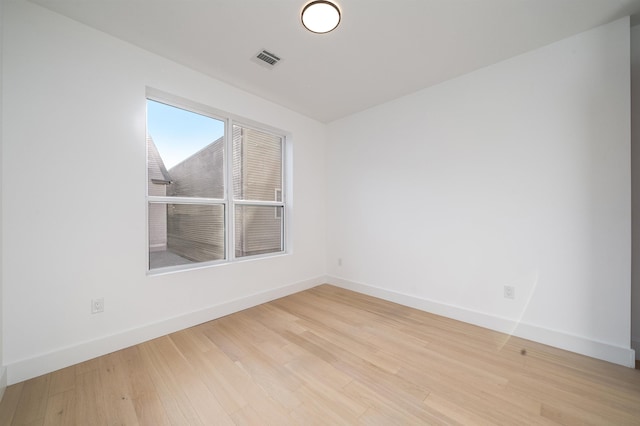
[6,275,326,385]
[328,276,636,368]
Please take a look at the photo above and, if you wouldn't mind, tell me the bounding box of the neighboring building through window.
[146,93,286,272]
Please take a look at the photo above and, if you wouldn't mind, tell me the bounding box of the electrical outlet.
[338,258,343,266]
[504,286,515,300]
[91,298,104,314]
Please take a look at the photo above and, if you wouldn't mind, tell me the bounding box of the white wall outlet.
[338,258,343,266]
[91,298,104,314]
[504,286,515,299]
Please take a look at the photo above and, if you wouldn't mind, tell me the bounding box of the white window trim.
[145,88,291,275]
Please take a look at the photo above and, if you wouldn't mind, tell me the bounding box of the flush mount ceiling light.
[301,0,341,34]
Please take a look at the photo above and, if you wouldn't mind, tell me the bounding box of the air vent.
[252,49,282,69]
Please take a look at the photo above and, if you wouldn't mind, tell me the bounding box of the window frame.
[146,88,289,275]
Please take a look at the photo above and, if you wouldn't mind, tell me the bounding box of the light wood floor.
[1,285,639,425]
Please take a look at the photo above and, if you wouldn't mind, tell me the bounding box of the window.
[146,92,287,272]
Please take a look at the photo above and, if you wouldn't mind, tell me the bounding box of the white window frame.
[274,189,283,219]
[146,88,290,275]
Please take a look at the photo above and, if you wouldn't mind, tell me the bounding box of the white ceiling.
[28,0,640,123]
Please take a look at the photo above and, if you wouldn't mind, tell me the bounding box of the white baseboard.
[6,276,325,385]
[328,276,636,368]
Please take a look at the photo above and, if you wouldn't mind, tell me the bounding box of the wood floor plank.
[11,374,50,425]
[229,405,265,426]
[0,284,639,425]
[136,341,197,425]
[195,338,294,425]
[98,351,140,425]
[75,369,108,425]
[147,336,234,425]
[169,330,248,415]
[290,315,403,374]
[423,392,498,426]
[0,382,24,426]
[43,390,76,426]
[119,346,172,426]
[203,318,305,412]
[286,356,366,419]
[74,357,100,376]
[47,367,75,397]
[293,384,362,423]
[342,379,427,425]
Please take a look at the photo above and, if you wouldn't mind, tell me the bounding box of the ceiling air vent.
[252,49,282,69]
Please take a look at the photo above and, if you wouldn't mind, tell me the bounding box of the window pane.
[232,125,282,202]
[149,203,225,269]
[147,100,225,199]
[235,205,283,257]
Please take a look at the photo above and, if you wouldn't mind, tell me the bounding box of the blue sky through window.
[147,99,225,170]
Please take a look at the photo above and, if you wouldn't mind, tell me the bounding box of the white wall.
[327,18,634,366]
[2,0,326,384]
[632,24,640,361]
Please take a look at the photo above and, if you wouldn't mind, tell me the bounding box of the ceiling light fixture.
[301,1,341,34]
